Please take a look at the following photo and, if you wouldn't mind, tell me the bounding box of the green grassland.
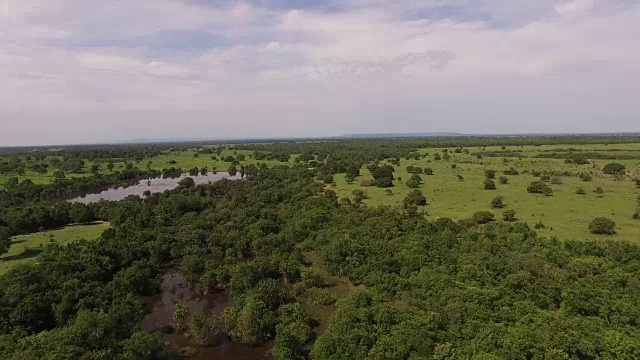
[332,144,640,244]
[0,222,110,275]
[0,149,291,187]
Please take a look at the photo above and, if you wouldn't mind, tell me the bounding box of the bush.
[484,179,496,190]
[540,175,551,182]
[499,176,508,185]
[503,209,516,222]
[473,211,495,224]
[632,209,640,220]
[579,173,592,182]
[490,196,505,209]
[594,187,604,196]
[406,174,422,189]
[534,221,546,230]
[403,190,427,207]
[485,170,496,179]
[424,167,434,175]
[602,163,626,175]
[527,181,553,196]
[503,168,519,175]
[589,217,616,235]
[575,188,586,195]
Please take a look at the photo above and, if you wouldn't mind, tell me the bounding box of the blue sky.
[1,0,639,145]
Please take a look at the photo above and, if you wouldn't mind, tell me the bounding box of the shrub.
[540,175,551,182]
[406,174,422,189]
[589,217,616,235]
[457,175,464,181]
[484,179,496,190]
[503,168,519,175]
[527,181,553,196]
[503,209,516,222]
[579,173,592,182]
[424,167,434,175]
[403,190,427,207]
[602,163,626,175]
[490,196,505,209]
[485,170,496,179]
[594,187,604,196]
[632,209,640,220]
[575,188,586,195]
[534,221,546,230]
[473,211,495,224]
[499,176,508,185]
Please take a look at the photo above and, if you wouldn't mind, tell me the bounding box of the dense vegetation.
[1,136,640,359]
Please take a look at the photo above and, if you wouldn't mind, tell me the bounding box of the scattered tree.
[490,196,505,209]
[588,217,616,235]
[484,179,496,190]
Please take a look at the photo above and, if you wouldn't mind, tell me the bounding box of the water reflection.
[70,172,241,203]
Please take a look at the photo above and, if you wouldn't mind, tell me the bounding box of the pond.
[70,172,241,203]
[142,272,269,360]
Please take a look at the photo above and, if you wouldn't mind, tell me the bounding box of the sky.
[1,0,639,146]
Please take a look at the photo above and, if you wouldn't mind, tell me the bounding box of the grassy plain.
[0,222,110,275]
[332,144,640,244]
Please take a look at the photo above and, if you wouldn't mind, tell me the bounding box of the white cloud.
[0,0,639,145]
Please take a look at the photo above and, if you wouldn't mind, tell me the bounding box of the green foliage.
[484,169,496,179]
[490,195,505,209]
[473,211,495,224]
[588,217,616,235]
[527,181,553,196]
[602,163,626,175]
[484,179,496,190]
[403,190,427,207]
[499,176,508,185]
[503,209,516,222]
[406,174,422,189]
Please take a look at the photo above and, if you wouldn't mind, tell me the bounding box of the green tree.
[589,217,616,235]
[406,174,423,189]
[490,195,505,209]
[503,209,516,222]
[403,190,427,207]
[602,163,626,175]
[499,176,508,185]
[484,179,496,190]
[527,181,553,196]
[173,304,189,332]
[473,211,495,224]
[485,169,496,179]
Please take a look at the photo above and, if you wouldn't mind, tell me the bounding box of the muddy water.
[143,272,269,360]
[70,172,241,204]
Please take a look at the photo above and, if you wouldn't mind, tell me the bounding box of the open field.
[0,222,109,275]
[0,148,291,187]
[332,144,640,244]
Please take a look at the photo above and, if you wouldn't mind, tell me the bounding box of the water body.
[70,172,241,203]
[142,272,268,360]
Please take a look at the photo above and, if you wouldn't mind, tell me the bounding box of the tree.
[69,203,94,224]
[484,179,496,190]
[424,168,434,175]
[403,190,427,207]
[106,162,115,172]
[0,226,11,255]
[473,211,495,224]
[594,187,604,196]
[484,170,496,179]
[589,217,616,235]
[527,181,553,196]
[406,174,422,189]
[173,304,189,332]
[490,196,505,209]
[602,163,626,175]
[503,209,516,222]
[499,176,508,185]
[178,177,195,188]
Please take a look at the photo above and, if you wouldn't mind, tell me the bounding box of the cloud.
[0,0,639,145]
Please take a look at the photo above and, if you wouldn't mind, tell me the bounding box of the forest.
[0,136,640,359]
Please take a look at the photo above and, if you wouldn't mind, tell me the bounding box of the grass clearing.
[0,222,110,275]
[332,144,640,244]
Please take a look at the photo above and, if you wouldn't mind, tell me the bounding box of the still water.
[143,272,269,360]
[70,172,241,203]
